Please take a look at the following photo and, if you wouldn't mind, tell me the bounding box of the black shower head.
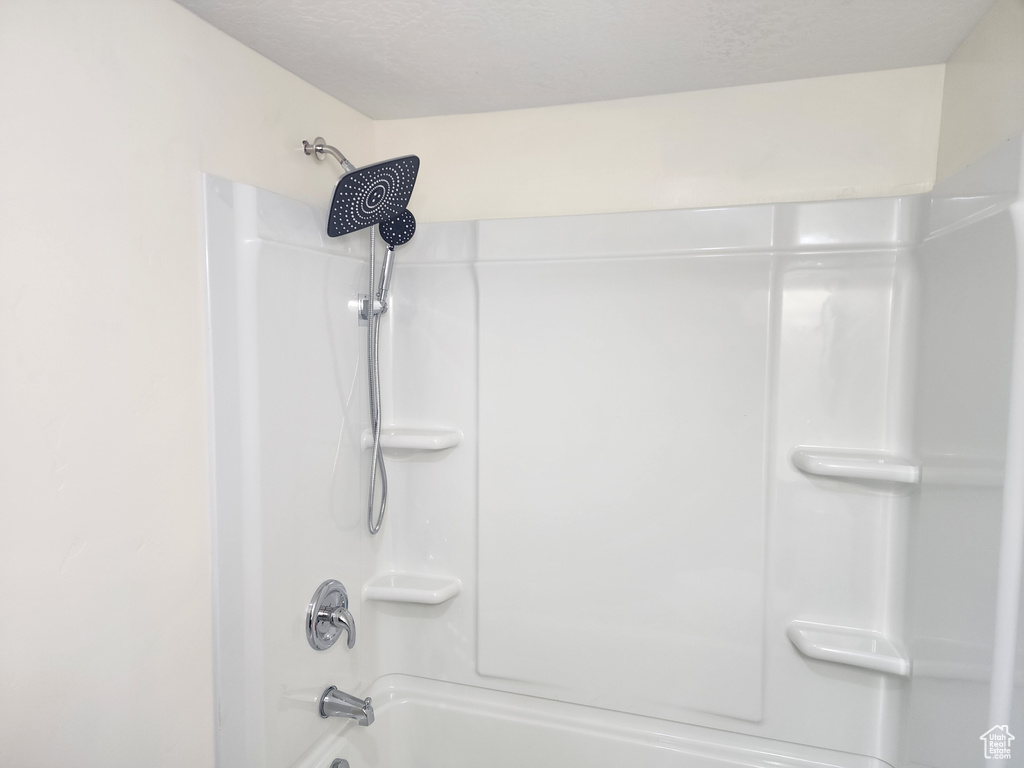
[379,209,416,249]
[327,155,420,238]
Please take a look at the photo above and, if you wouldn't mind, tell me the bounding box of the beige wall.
[937,0,1024,180]
[0,1,370,766]
[378,66,945,222]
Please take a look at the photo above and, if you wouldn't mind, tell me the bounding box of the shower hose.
[366,229,388,535]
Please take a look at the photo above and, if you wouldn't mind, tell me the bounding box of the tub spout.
[319,686,374,726]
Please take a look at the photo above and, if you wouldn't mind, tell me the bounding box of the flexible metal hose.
[366,229,388,534]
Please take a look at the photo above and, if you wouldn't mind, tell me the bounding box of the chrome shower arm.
[302,136,357,174]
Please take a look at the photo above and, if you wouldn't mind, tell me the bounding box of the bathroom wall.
[0,2,370,766]
[375,66,945,222]
[936,0,1024,181]
[0,1,1017,767]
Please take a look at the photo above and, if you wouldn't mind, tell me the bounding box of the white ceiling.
[174,0,994,119]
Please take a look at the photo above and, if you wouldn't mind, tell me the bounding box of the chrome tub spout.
[319,686,374,726]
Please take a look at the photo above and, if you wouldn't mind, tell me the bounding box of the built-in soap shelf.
[790,446,920,484]
[363,572,462,605]
[361,427,463,458]
[787,620,910,677]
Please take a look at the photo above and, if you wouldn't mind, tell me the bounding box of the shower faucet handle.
[306,579,356,651]
[326,603,356,649]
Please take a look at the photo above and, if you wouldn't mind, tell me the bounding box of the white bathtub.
[297,676,888,768]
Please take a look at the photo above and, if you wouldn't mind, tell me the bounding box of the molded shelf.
[363,573,462,605]
[361,427,463,457]
[791,446,920,484]
[787,620,910,677]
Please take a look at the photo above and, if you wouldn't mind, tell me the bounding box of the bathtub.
[297,676,887,768]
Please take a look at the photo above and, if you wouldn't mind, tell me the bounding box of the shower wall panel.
[902,137,1024,768]
[476,254,771,721]
[370,199,919,764]
[360,223,481,676]
[206,178,375,768]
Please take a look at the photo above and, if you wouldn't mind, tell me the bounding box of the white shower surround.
[205,135,1024,768]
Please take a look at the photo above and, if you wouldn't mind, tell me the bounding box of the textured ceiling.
[173,0,994,119]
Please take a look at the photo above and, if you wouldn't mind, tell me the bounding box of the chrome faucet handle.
[306,580,356,651]
[325,604,356,649]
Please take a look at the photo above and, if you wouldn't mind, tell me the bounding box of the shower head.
[375,210,417,305]
[379,209,416,249]
[327,155,420,238]
[302,137,420,239]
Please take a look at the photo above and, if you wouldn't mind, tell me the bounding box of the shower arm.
[302,136,357,174]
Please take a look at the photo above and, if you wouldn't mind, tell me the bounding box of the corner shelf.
[787,620,910,677]
[363,572,462,605]
[791,446,920,484]
[361,427,463,458]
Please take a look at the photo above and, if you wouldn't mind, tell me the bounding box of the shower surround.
[205,136,1024,768]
